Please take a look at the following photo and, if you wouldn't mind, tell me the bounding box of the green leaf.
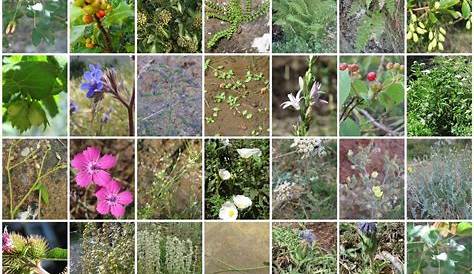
[41,96,59,117]
[32,28,42,46]
[70,25,86,45]
[440,0,460,9]
[457,222,472,236]
[462,0,471,18]
[353,80,369,100]
[382,83,404,104]
[355,15,372,52]
[340,118,361,136]
[339,70,351,108]
[429,12,439,23]
[3,61,59,100]
[34,183,49,204]
[44,248,67,260]
[103,2,134,27]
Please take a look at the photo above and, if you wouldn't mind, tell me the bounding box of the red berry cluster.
[339,63,376,81]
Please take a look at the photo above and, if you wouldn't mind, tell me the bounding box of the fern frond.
[205,0,225,13]
[245,0,269,22]
[207,26,237,48]
[355,15,372,51]
[246,0,252,15]
[207,12,232,22]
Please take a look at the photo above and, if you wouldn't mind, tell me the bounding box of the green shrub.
[408,140,472,219]
[408,56,472,136]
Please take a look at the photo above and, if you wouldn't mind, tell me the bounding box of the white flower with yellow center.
[232,195,252,209]
[237,148,262,158]
[218,201,238,221]
[218,169,231,180]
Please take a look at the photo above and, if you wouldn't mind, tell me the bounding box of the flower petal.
[86,88,96,98]
[110,204,126,218]
[71,152,86,170]
[80,82,91,91]
[75,171,93,187]
[93,170,111,186]
[117,191,133,206]
[298,76,304,91]
[97,154,116,169]
[84,71,92,81]
[83,147,101,162]
[95,187,107,200]
[96,200,110,215]
[105,180,122,193]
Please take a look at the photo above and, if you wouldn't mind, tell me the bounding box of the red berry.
[339,63,348,71]
[367,72,377,81]
[96,10,106,18]
[348,64,359,72]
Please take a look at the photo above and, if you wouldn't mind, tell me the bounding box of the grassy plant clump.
[408,222,472,273]
[340,141,404,219]
[205,139,269,219]
[408,56,472,136]
[407,140,472,219]
[340,222,404,274]
[80,222,135,273]
[205,0,269,49]
[272,0,336,53]
[272,139,336,219]
[138,140,202,219]
[272,224,337,273]
[137,0,201,53]
[138,223,202,274]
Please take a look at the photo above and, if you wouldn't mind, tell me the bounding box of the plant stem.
[94,15,113,52]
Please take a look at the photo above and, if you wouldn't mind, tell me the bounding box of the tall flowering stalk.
[80,64,135,136]
[280,56,328,136]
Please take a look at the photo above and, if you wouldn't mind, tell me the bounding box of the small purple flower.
[70,101,78,113]
[80,64,104,98]
[357,222,377,236]
[2,227,13,254]
[310,81,328,105]
[299,229,316,245]
[101,109,111,124]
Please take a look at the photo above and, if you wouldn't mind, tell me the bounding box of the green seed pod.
[438,42,444,51]
[428,31,433,40]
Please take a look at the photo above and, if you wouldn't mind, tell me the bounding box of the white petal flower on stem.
[30,3,43,11]
[218,201,238,220]
[433,253,448,261]
[310,81,328,104]
[237,148,262,158]
[232,195,252,209]
[280,77,304,110]
[218,169,231,180]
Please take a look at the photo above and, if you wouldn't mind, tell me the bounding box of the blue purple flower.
[80,64,104,98]
[70,101,78,113]
[357,222,377,236]
[299,229,316,245]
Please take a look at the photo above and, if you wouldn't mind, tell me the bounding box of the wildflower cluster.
[80,64,104,98]
[72,147,133,218]
[290,138,326,159]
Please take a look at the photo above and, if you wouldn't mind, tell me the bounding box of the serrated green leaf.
[353,80,369,100]
[383,83,404,104]
[103,2,134,27]
[3,61,58,100]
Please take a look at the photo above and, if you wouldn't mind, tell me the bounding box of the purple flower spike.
[80,64,104,98]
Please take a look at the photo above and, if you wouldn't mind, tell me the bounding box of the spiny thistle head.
[9,233,26,254]
[26,235,48,259]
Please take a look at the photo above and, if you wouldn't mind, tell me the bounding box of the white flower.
[30,3,43,11]
[221,139,231,147]
[310,81,328,104]
[456,244,466,252]
[433,252,448,261]
[237,148,262,158]
[232,195,252,209]
[280,77,304,110]
[218,169,231,180]
[347,150,354,157]
[219,202,238,220]
[371,171,379,178]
